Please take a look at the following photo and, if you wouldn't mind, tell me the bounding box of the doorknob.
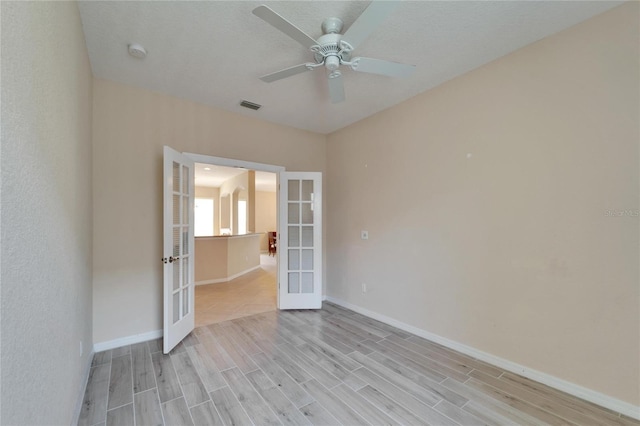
[161,256,180,264]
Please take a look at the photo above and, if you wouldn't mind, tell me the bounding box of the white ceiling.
[195,163,277,192]
[78,1,621,134]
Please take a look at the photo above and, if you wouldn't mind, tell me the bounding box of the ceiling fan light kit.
[252,2,416,104]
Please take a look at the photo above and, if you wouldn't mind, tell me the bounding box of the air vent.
[240,100,261,110]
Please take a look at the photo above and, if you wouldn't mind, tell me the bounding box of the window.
[194,198,214,237]
[238,200,247,235]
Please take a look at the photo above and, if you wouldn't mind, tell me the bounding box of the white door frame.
[185,153,286,174]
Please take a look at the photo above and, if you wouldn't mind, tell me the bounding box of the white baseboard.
[325,296,640,420]
[93,329,163,353]
[71,349,95,425]
[196,265,262,286]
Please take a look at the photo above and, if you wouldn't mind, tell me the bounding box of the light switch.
[361,230,369,240]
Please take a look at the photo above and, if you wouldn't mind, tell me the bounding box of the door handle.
[161,256,180,264]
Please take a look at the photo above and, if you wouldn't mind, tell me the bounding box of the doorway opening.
[164,148,323,351]
[190,159,280,327]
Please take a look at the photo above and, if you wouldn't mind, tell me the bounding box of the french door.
[278,172,322,309]
[162,146,195,353]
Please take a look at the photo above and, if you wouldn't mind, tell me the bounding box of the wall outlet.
[362,283,367,293]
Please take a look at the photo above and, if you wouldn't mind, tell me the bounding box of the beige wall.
[194,237,227,282]
[255,191,277,251]
[195,186,217,198]
[195,235,260,283]
[93,78,326,344]
[1,1,94,424]
[326,3,639,406]
[227,235,261,277]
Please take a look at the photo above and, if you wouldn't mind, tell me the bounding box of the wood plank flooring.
[79,303,639,425]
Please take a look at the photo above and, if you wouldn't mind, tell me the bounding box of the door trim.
[184,153,285,174]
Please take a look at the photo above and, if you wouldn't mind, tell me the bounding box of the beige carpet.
[194,254,277,327]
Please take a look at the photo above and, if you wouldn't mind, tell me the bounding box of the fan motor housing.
[313,33,351,65]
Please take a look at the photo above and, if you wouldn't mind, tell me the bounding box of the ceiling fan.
[252,2,416,103]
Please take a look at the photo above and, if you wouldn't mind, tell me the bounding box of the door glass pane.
[182,288,189,316]
[288,203,299,224]
[301,203,313,224]
[173,195,180,224]
[288,226,299,247]
[173,291,180,324]
[182,258,188,287]
[288,249,300,270]
[301,249,313,270]
[288,180,300,201]
[301,273,313,293]
[301,226,313,246]
[182,227,189,255]
[173,161,180,192]
[173,228,180,257]
[182,165,189,194]
[288,273,299,293]
[301,180,313,201]
[173,260,180,291]
[182,196,188,225]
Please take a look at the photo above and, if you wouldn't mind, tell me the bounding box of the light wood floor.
[79,303,639,426]
[195,254,277,327]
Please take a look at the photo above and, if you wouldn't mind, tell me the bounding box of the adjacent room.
[193,163,278,326]
[1,1,638,425]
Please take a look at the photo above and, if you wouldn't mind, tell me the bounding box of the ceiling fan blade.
[327,71,345,104]
[252,5,318,49]
[342,1,399,49]
[260,63,313,83]
[351,57,416,78]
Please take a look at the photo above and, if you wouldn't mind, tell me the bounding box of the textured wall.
[327,4,639,406]
[1,1,94,424]
[92,79,326,344]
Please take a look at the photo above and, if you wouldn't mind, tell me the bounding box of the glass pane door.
[279,172,322,309]
[163,146,194,353]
